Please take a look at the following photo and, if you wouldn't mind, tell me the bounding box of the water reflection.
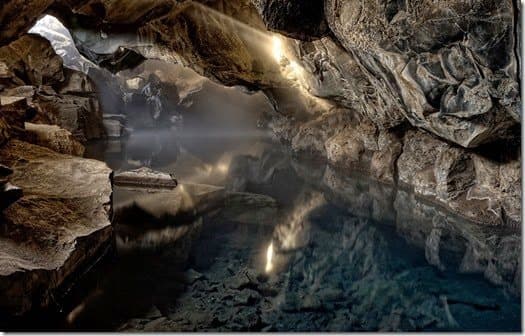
[79,129,523,332]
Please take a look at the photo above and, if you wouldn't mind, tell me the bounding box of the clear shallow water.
[7,129,521,332]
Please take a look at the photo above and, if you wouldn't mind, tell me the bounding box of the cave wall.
[0,0,521,227]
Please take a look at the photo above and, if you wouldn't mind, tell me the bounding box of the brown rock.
[23,122,85,156]
[0,140,112,316]
[291,109,351,156]
[0,0,54,45]
[0,34,64,87]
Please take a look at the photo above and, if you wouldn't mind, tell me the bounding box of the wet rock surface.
[0,140,112,316]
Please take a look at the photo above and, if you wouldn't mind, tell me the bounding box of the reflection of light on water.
[264,193,325,273]
[217,163,229,174]
[67,303,86,324]
[276,193,325,251]
[265,242,274,273]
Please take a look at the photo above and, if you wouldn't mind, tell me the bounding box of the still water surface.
[8,127,521,332]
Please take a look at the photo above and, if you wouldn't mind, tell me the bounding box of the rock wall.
[0,34,106,142]
[0,0,521,227]
[0,17,111,316]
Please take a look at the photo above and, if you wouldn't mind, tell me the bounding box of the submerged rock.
[0,140,112,316]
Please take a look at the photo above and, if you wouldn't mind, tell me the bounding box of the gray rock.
[234,289,261,306]
[252,0,329,40]
[114,167,178,189]
[143,317,168,331]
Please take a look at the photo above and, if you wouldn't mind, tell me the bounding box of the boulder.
[34,91,104,141]
[0,34,64,87]
[0,140,112,316]
[23,122,85,156]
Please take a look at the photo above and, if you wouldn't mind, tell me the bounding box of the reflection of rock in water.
[78,138,520,332]
[267,213,520,331]
[220,144,521,296]
[271,191,325,253]
[122,130,180,168]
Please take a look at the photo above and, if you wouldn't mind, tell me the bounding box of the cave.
[0,0,521,332]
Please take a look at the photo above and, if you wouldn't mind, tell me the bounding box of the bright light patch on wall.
[272,36,284,62]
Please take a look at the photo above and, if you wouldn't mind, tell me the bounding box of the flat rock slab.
[114,167,177,189]
[0,140,112,316]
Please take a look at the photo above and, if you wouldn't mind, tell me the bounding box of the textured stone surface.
[324,120,403,183]
[0,0,520,231]
[23,122,85,156]
[252,0,329,40]
[0,34,64,87]
[291,109,351,156]
[397,129,520,226]
[0,0,54,45]
[0,140,112,315]
[324,0,520,146]
[0,34,105,141]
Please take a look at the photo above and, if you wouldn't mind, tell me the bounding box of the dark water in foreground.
[8,129,522,331]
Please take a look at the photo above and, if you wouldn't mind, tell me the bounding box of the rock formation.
[1,0,518,257]
[12,0,514,227]
[0,0,520,322]
[0,33,105,142]
[0,140,112,316]
[0,19,110,317]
